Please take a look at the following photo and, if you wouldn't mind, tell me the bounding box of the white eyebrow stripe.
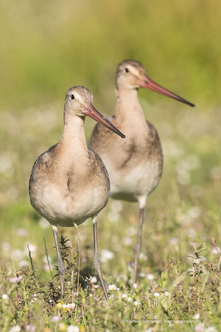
[128,65,138,76]
[72,91,84,104]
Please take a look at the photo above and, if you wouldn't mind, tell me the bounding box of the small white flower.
[2,294,8,300]
[123,237,133,246]
[139,272,146,277]
[100,249,114,263]
[17,228,27,237]
[108,284,119,291]
[165,292,170,297]
[67,326,79,332]
[51,316,61,322]
[154,292,160,298]
[133,283,137,289]
[9,326,21,332]
[126,227,136,236]
[127,297,132,302]
[2,242,11,251]
[122,294,127,299]
[62,303,75,311]
[26,244,37,253]
[19,260,29,268]
[168,238,179,245]
[134,301,140,306]
[211,247,220,255]
[90,276,97,284]
[147,274,154,280]
[193,313,200,320]
[205,327,217,332]
[66,303,76,310]
[139,252,147,261]
[194,323,204,332]
[59,323,66,331]
[25,325,36,332]
[42,255,52,264]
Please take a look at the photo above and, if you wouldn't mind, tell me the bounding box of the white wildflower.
[193,313,200,320]
[125,227,136,236]
[17,228,27,236]
[139,272,146,277]
[134,301,140,306]
[51,316,61,322]
[139,252,147,261]
[205,327,217,332]
[2,294,8,300]
[2,242,10,251]
[25,325,36,332]
[62,303,75,311]
[194,323,205,332]
[67,326,79,332]
[147,274,154,280]
[9,326,21,332]
[122,294,128,299]
[108,284,119,291]
[100,249,114,263]
[123,237,133,246]
[90,276,97,284]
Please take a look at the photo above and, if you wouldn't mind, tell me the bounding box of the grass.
[1,1,221,331]
[0,102,221,331]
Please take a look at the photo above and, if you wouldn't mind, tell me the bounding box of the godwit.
[89,60,195,285]
[29,86,125,300]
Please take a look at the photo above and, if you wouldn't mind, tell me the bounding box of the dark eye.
[71,94,75,100]
[125,68,129,73]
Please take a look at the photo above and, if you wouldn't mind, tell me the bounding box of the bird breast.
[29,150,110,227]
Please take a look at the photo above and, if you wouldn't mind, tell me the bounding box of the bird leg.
[132,207,145,287]
[92,216,108,301]
[52,225,66,297]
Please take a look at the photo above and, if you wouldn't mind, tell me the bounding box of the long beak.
[85,103,125,138]
[140,73,195,107]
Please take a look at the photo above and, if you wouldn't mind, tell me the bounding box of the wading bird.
[29,86,125,300]
[89,60,195,285]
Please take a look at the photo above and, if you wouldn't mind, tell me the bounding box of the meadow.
[0,1,221,331]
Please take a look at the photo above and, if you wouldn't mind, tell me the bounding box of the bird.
[29,85,125,300]
[89,60,195,286]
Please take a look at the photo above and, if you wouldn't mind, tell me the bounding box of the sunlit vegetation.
[0,1,221,331]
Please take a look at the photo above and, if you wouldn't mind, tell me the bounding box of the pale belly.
[30,181,109,227]
[104,158,162,202]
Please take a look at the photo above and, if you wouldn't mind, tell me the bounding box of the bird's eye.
[125,68,129,73]
[71,94,75,100]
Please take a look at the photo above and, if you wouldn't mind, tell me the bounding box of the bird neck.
[115,87,146,124]
[60,112,88,159]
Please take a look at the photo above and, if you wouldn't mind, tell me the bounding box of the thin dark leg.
[132,208,145,287]
[92,216,108,301]
[52,225,66,297]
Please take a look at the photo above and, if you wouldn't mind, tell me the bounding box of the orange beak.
[85,103,125,138]
[140,73,195,107]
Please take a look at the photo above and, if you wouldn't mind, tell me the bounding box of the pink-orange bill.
[140,73,195,107]
[85,103,125,138]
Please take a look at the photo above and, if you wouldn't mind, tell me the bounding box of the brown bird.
[29,86,125,300]
[89,60,195,285]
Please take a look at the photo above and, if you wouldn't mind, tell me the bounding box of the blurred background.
[0,0,221,278]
